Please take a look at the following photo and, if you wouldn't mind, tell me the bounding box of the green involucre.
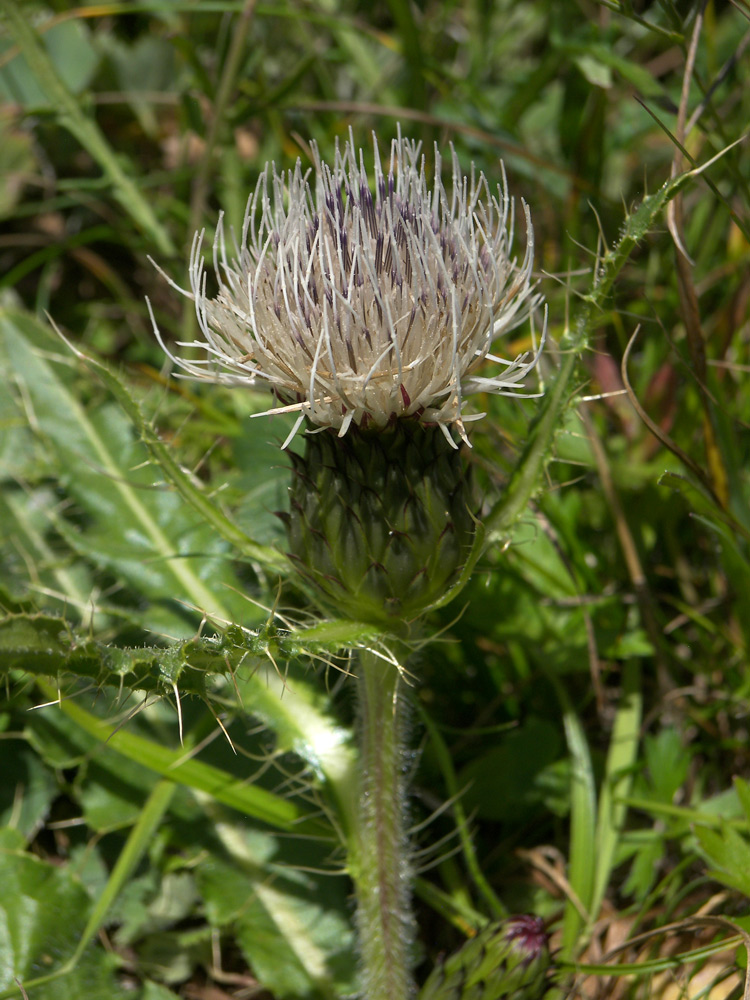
[283,421,478,626]
[419,916,551,1000]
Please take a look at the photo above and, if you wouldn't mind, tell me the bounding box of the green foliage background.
[1,0,750,997]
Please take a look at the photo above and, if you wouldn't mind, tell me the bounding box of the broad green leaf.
[197,831,357,999]
[0,309,254,636]
[0,834,131,1000]
[0,488,97,619]
[0,17,99,106]
[505,518,580,598]
[133,930,195,984]
[0,610,362,838]
[0,741,57,841]
[68,335,290,576]
[458,717,562,823]
[113,872,198,947]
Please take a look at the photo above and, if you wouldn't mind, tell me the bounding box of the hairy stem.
[352,648,414,999]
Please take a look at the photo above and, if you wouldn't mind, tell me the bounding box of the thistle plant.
[154,131,545,633]
[152,131,546,999]
[4,4,747,998]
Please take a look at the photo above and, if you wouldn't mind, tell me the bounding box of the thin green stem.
[351,648,414,1000]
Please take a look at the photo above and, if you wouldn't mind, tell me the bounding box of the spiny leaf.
[0,612,382,699]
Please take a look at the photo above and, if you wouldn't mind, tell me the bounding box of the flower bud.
[419,916,551,1000]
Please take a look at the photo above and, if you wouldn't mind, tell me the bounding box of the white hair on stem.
[151,128,546,448]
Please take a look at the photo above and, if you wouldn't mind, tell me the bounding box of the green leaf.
[29,679,329,837]
[138,981,183,1000]
[0,121,36,217]
[0,487,97,618]
[0,613,237,698]
[0,741,57,841]
[97,34,176,136]
[0,608,361,840]
[564,42,666,98]
[197,845,357,999]
[0,611,376,710]
[592,660,642,922]
[551,678,597,958]
[573,53,612,89]
[0,309,254,635]
[734,777,750,826]
[644,729,691,805]
[0,834,131,1000]
[0,17,99,106]
[68,336,290,576]
[458,717,562,823]
[694,822,750,898]
[138,980,180,1000]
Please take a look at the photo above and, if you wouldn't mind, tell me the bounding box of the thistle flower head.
[153,129,544,448]
[419,915,551,1000]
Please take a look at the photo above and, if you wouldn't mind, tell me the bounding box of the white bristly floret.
[150,128,546,448]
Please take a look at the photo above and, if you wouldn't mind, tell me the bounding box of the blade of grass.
[548,674,597,958]
[384,0,426,108]
[591,659,642,921]
[73,779,176,962]
[34,678,329,837]
[416,702,507,919]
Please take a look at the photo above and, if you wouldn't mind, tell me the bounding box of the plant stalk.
[352,647,414,1000]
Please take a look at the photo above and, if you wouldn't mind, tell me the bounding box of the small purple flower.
[504,914,549,967]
